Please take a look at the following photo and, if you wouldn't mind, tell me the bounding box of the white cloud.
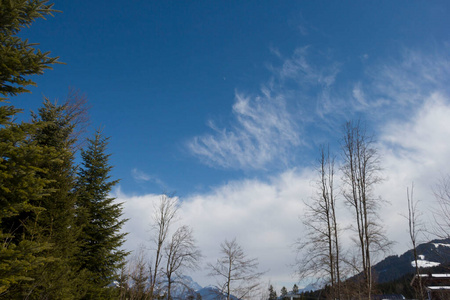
[363,48,450,117]
[117,91,450,289]
[377,93,450,249]
[357,48,450,253]
[352,82,368,110]
[131,168,166,189]
[115,169,315,290]
[277,47,340,88]
[188,47,341,170]
[114,188,159,250]
[381,92,450,165]
[188,88,301,169]
[120,46,450,293]
[131,168,151,181]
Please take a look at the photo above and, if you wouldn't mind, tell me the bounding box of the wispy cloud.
[188,88,301,169]
[121,42,450,291]
[363,47,450,117]
[188,47,341,170]
[131,168,151,181]
[131,168,166,189]
[315,46,450,126]
[276,47,340,87]
[118,92,450,288]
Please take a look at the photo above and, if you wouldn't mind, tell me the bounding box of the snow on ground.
[411,259,441,268]
[433,243,450,248]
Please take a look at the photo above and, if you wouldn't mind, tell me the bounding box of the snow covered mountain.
[371,238,450,283]
[169,277,236,300]
[168,275,203,299]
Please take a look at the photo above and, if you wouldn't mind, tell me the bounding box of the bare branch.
[164,225,202,300]
[432,175,450,239]
[149,194,179,298]
[340,120,390,299]
[208,238,265,300]
[294,145,342,299]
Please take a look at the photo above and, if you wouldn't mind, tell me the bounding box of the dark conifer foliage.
[0,0,59,100]
[0,105,54,297]
[0,1,61,297]
[1,2,129,298]
[76,130,128,298]
[26,99,87,298]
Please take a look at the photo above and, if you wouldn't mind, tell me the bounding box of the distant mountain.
[170,275,203,299]
[298,283,315,293]
[196,286,239,300]
[372,238,450,283]
[170,277,238,300]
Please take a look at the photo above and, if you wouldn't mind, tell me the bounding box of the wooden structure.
[411,273,450,300]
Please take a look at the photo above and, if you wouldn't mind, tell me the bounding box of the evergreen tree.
[268,284,277,300]
[292,284,299,294]
[280,286,287,297]
[0,105,54,297]
[0,0,59,100]
[76,130,128,298]
[21,99,87,298]
[0,1,59,296]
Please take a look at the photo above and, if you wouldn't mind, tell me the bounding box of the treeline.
[1,1,127,298]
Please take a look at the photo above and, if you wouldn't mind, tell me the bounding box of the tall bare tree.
[208,238,264,300]
[432,174,450,239]
[405,184,426,300]
[164,225,202,300]
[150,194,178,298]
[63,88,91,150]
[295,145,341,299]
[341,120,390,299]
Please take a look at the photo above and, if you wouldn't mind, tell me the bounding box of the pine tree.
[0,1,59,296]
[280,286,287,297]
[268,285,277,300]
[0,0,59,100]
[0,105,54,297]
[76,130,128,298]
[20,99,88,299]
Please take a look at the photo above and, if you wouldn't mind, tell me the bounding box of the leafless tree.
[208,238,264,300]
[295,145,342,299]
[432,174,450,239]
[405,183,426,300]
[63,88,91,150]
[149,194,179,298]
[341,120,390,299]
[119,246,151,300]
[164,225,202,300]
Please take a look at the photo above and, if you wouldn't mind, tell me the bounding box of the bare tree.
[341,120,390,299]
[164,225,202,300]
[63,88,91,150]
[208,238,264,300]
[150,194,179,298]
[405,184,426,300]
[295,145,341,299]
[432,174,450,239]
[119,247,151,300]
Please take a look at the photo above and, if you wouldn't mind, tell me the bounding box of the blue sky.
[15,0,450,291]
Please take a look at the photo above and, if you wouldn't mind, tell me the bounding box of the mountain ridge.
[372,238,450,283]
